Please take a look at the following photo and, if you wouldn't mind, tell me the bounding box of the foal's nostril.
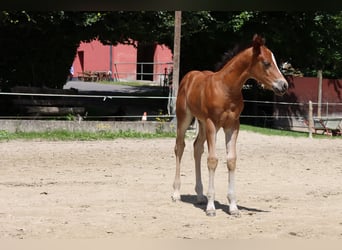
[282,81,289,91]
[276,79,288,92]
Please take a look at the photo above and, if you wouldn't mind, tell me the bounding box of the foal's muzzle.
[272,79,288,96]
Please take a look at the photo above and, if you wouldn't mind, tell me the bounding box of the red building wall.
[279,76,342,113]
[283,76,342,104]
[112,42,137,81]
[81,39,109,72]
[153,44,173,82]
[274,76,342,129]
[72,39,172,82]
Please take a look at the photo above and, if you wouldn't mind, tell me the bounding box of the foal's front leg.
[225,126,240,216]
[205,120,218,216]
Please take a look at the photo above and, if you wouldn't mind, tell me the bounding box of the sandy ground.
[0,130,341,239]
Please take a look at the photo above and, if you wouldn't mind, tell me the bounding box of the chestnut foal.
[172,34,288,216]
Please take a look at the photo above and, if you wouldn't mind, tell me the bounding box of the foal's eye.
[263,61,271,68]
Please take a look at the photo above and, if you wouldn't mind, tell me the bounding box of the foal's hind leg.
[193,120,206,204]
[172,111,193,201]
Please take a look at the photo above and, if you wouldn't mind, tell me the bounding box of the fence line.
[1,91,342,106]
[0,91,341,133]
[0,92,172,100]
[3,114,340,120]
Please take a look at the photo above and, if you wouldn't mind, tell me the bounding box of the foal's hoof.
[229,209,241,217]
[206,210,216,217]
[171,194,181,202]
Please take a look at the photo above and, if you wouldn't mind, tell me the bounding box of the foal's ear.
[252,34,265,55]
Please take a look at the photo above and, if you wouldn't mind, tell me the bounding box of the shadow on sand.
[180,194,270,215]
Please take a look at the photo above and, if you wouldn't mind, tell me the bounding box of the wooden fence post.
[317,70,322,119]
[308,100,313,139]
[171,11,182,116]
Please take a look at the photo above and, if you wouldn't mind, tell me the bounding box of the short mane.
[214,42,252,72]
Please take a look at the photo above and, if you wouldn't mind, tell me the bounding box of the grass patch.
[0,129,176,141]
[1,125,338,141]
[240,124,339,138]
[99,80,150,87]
[240,124,307,137]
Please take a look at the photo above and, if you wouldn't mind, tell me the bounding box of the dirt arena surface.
[0,130,341,239]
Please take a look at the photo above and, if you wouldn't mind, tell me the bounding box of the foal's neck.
[218,48,252,91]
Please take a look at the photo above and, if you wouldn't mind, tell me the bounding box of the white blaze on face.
[271,52,284,77]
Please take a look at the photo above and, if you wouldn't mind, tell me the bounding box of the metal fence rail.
[78,62,174,86]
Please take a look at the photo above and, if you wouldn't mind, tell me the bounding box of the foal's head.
[248,34,288,96]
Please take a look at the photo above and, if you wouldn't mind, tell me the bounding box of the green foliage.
[0,11,83,89]
[1,11,342,91]
[0,130,10,140]
[155,109,173,134]
[179,11,342,79]
[228,11,255,32]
